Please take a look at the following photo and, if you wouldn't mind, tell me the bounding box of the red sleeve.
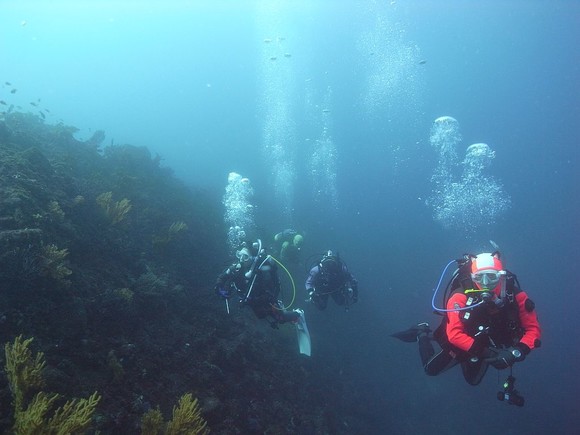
[445,293,475,352]
[515,291,541,350]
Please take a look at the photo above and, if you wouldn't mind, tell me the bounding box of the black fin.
[391,328,420,343]
[391,324,431,343]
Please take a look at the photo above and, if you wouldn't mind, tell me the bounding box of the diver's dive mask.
[236,248,252,266]
[468,269,507,306]
[472,269,505,289]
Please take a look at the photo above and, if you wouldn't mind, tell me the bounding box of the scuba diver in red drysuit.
[392,251,541,402]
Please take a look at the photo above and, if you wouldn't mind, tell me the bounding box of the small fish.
[30,102,38,107]
[0,100,6,105]
[284,53,292,58]
[39,111,45,119]
[10,89,17,94]
[5,81,11,86]
[322,109,331,113]
[270,56,277,61]
[419,59,427,65]
[263,38,272,43]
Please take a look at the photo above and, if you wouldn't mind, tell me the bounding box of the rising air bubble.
[427,118,510,233]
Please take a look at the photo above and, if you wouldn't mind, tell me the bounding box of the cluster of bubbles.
[356,7,424,126]
[252,1,423,224]
[428,117,511,232]
[256,2,297,221]
[307,86,338,210]
[430,116,461,163]
[309,127,338,209]
[223,172,255,252]
[262,102,296,219]
[464,143,496,176]
[354,2,426,177]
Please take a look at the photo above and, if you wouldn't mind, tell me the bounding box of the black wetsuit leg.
[331,290,346,306]
[273,306,299,324]
[313,293,328,310]
[421,336,459,376]
[460,359,489,386]
[419,335,435,366]
[249,300,269,319]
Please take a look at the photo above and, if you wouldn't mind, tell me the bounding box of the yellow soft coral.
[168,221,188,239]
[141,393,209,435]
[46,392,101,434]
[13,391,59,434]
[166,393,209,435]
[96,191,132,225]
[5,335,46,412]
[4,336,101,435]
[141,407,164,435]
[41,244,72,282]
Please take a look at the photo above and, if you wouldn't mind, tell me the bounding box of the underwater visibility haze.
[0,1,579,433]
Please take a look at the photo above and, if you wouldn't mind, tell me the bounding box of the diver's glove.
[484,346,525,369]
[514,342,530,358]
[307,289,317,303]
[215,285,232,299]
[347,287,358,303]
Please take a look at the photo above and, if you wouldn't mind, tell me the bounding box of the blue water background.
[2,1,579,433]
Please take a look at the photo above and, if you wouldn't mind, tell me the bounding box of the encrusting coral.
[4,335,101,434]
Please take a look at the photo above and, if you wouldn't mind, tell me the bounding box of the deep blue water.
[2,1,579,433]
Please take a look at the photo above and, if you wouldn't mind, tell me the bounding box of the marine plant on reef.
[40,243,72,284]
[4,335,101,434]
[114,287,134,302]
[96,191,132,225]
[4,335,45,413]
[106,350,125,383]
[153,221,189,249]
[168,221,188,239]
[141,393,209,435]
[47,200,65,222]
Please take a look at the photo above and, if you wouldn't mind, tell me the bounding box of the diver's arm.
[214,265,236,297]
[515,291,541,353]
[305,266,319,292]
[268,257,282,296]
[445,293,477,353]
[216,264,237,285]
[347,275,358,299]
